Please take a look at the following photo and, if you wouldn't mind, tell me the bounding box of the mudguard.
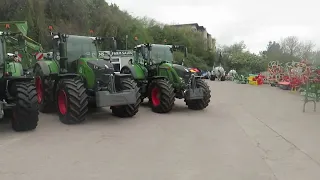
[33,61,51,76]
[121,65,139,79]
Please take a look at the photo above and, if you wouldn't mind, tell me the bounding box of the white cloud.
[106,0,320,53]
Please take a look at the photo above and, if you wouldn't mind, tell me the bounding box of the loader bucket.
[0,21,28,36]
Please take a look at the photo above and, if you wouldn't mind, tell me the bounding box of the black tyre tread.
[34,65,55,113]
[57,78,88,124]
[185,79,211,110]
[149,79,175,113]
[111,79,141,117]
[221,76,226,81]
[12,82,39,131]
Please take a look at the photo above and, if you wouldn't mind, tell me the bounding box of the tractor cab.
[133,44,173,77]
[133,44,188,78]
[50,33,117,75]
[65,35,99,73]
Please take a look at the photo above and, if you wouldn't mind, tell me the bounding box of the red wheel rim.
[151,87,160,106]
[58,90,67,115]
[35,77,43,103]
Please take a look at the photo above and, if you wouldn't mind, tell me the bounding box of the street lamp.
[125,35,128,50]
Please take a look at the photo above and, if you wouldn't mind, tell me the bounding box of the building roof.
[170,23,207,32]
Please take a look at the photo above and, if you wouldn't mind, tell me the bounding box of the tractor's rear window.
[150,45,173,64]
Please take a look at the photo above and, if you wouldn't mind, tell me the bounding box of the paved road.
[0,80,319,180]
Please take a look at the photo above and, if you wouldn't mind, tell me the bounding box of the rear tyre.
[111,78,141,117]
[185,79,211,110]
[12,82,39,131]
[148,79,175,113]
[56,78,88,124]
[34,65,55,113]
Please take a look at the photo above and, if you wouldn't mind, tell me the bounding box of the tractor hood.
[87,59,115,74]
[172,64,192,81]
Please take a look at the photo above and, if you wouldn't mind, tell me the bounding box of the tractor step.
[185,88,204,100]
[95,89,138,107]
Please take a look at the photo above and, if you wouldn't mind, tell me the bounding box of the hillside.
[0,0,216,69]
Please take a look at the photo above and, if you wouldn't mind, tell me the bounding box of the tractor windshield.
[150,45,173,64]
[67,36,97,61]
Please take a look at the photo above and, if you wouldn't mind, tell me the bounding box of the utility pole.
[125,35,128,50]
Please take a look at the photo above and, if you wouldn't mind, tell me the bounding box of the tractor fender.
[33,61,51,76]
[120,65,139,79]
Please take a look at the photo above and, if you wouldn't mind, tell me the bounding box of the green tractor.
[0,21,40,131]
[34,28,140,124]
[120,43,211,113]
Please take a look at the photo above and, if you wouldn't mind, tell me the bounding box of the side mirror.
[184,47,188,57]
[112,39,117,52]
[128,59,132,65]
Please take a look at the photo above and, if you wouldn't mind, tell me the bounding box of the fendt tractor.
[0,21,40,131]
[34,27,140,124]
[120,43,211,113]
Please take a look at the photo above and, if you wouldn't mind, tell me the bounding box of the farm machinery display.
[301,66,320,112]
[210,65,226,81]
[267,60,312,90]
[120,43,211,113]
[0,21,41,131]
[234,74,247,84]
[267,61,283,86]
[98,50,134,73]
[34,27,140,124]
[226,69,237,81]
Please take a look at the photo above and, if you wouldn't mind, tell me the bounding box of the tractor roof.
[67,34,96,40]
[135,44,172,48]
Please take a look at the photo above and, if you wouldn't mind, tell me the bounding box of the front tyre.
[12,82,39,131]
[148,79,175,113]
[56,78,88,124]
[185,79,211,110]
[111,79,141,117]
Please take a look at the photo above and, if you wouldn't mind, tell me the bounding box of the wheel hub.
[151,87,160,106]
[35,77,43,103]
[58,90,67,115]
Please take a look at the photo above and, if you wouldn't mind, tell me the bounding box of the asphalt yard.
[0,80,319,180]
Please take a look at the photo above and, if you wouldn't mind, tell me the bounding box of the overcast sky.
[106,0,319,53]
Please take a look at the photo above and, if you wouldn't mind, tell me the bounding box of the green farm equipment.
[0,21,40,131]
[34,28,140,124]
[120,43,211,113]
